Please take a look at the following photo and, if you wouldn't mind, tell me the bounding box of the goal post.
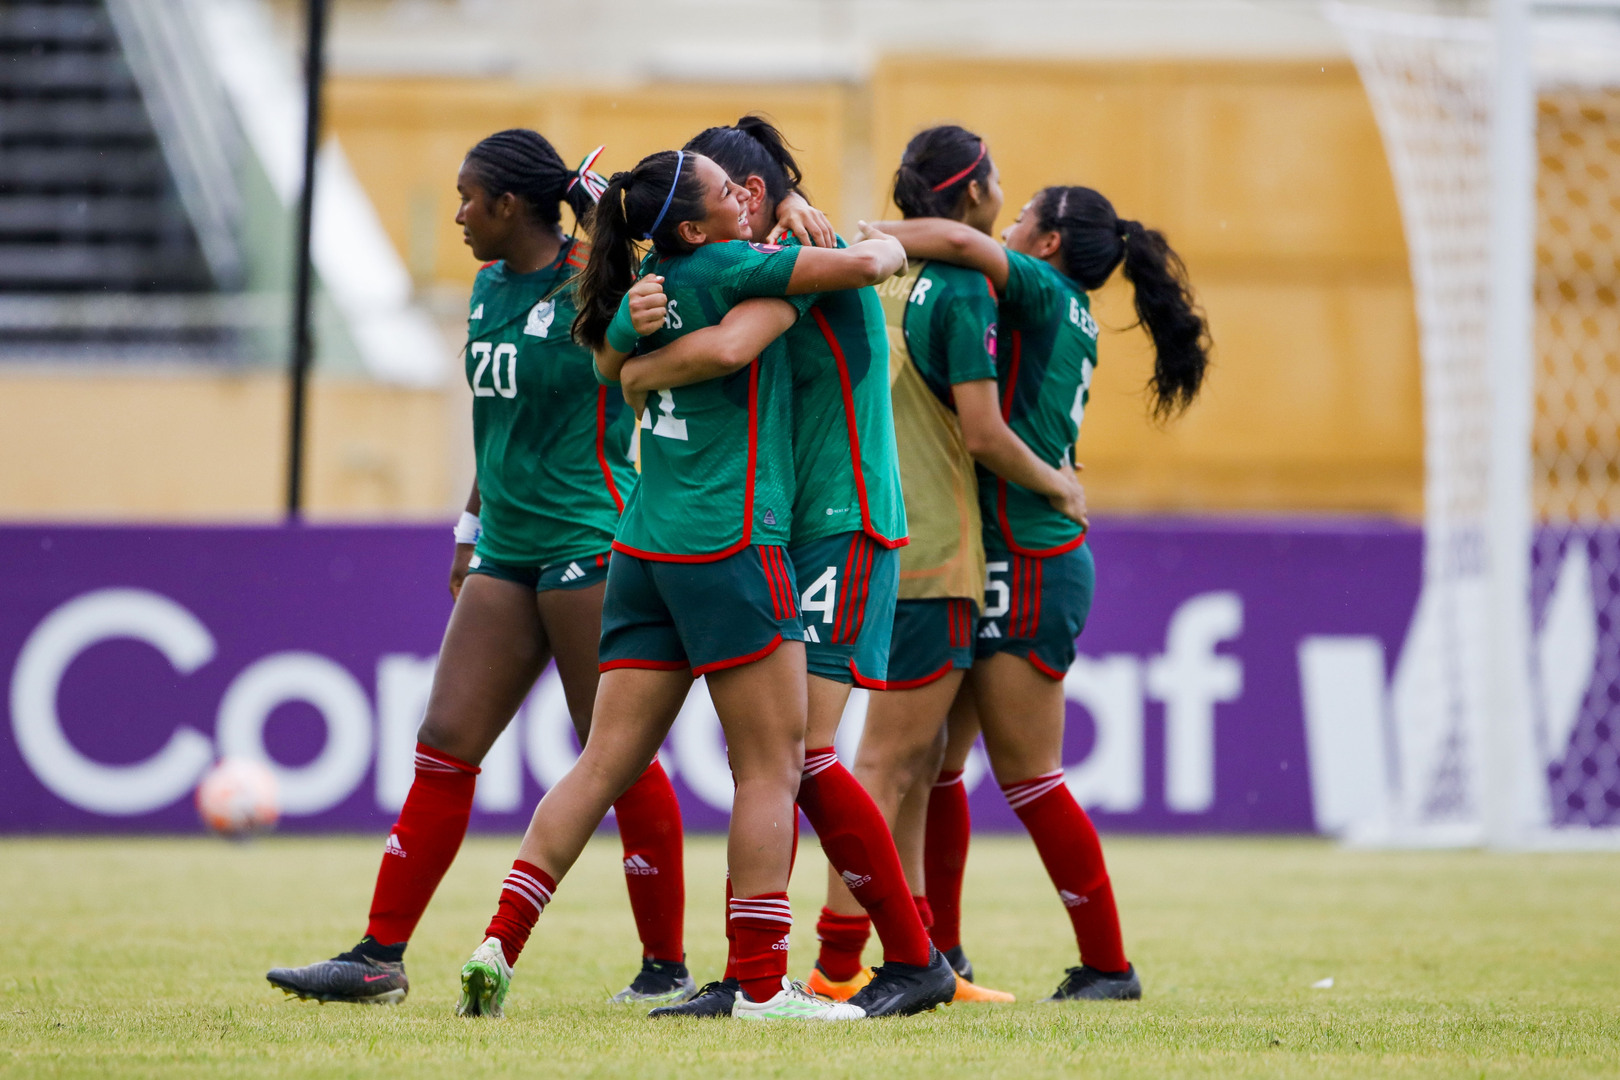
[1325,0,1620,849]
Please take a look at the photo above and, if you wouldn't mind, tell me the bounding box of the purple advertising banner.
[0,521,1421,834]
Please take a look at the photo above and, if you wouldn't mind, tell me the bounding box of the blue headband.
[643,150,684,240]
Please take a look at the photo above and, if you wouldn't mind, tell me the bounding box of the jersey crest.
[524,300,555,338]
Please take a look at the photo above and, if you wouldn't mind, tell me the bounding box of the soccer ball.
[195,758,280,837]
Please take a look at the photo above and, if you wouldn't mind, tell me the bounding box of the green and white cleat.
[456,937,513,1018]
[732,977,866,1021]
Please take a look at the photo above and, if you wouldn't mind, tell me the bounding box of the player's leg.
[928,683,979,976]
[973,544,1138,1002]
[267,568,550,1005]
[537,560,691,1005]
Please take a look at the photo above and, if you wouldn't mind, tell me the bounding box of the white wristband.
[453,511,481,546]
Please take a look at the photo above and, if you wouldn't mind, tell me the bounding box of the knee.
[416,716,482,765]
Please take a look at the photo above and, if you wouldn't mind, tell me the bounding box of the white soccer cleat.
[456,937,514,1018]
[731,977,866,1021]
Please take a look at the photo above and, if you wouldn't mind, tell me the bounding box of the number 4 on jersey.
[800,564,837,642]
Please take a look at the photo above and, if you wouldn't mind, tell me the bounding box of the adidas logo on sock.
[1058,889,1088,908]
[560,561,586,582]
[384,833,407,858]
[623,854,659,876]
[840,869,873,891]
[771,934,791,951]
[979,622,1002,639]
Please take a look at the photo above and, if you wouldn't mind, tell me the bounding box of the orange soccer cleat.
[804,964,873,1002]
[951,973,1016,1003]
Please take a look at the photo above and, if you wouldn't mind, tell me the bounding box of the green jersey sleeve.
[710,240,814,314]
[1001,248,1064,327]
[938,274,999,386]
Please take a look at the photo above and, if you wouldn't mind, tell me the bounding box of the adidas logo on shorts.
[624,854,659,876]
[384,832,407,858]
[804,625,821,643]
[840,869,873,891]
[1058,889,1088,908]
[979,622,1002,639]
[559,561,586,582]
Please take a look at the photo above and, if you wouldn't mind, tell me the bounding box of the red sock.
[924,767,970,952]
[1003,770,1128,973]
[798,748,932,969]
[729,893,792,1003]
[722,875,737,981]
[484,860,556,967]
[364,743,479,946]
[912,894,934,932]
[815,908,872,981]
[613,761,685,963]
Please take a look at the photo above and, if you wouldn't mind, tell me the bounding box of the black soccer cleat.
[943,944,974,983]
[646,977,740,1018]
[846,947,958,1018]
[267,942,409,1005]
[1042,963,1142,1002]
[611,957,698,1006]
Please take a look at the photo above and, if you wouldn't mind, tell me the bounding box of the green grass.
[1,833,1616,1078]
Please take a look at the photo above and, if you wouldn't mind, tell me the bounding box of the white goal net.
[1327,0,1620,847]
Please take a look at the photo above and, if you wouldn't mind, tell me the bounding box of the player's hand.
[774,191,835,248]
[1048,465,1089,529]
[449,542,475,600]
[855,221,908,279]
[627,275,667,336]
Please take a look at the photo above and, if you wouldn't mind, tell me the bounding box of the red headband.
[930,141,988,192]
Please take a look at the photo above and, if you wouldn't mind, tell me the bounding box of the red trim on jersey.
[993,326,1087,556]
[881,660,956,691]
[600,657,689,673]
[693,633,785,676]
[596,387,626,513]
[1026,652,1066,681]
[610,361,762,564]
[809,307,906,550]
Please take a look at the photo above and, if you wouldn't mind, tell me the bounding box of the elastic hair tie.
[643,150,684,240]
[930,141,988,193]
[567,145,608,204]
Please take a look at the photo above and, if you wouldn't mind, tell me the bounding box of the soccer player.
[264,130,695,1008]
[455,148,907,1021]
[598,116,956,1019]
[822,126,1086,1003]
[878,182,1211,1001]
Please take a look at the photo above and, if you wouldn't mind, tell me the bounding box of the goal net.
[1326,0,1620,847]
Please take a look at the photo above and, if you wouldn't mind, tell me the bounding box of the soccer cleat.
[610,957,698,1006]
[456,937,514,1018]
[804,963,873,1002]
[647,978,740,1018]
[951,974,1017,1004]
[732,977,865,1021]
[266,944,408,1005]
[943,944,974,982]
[1042,963,1143,1002]
[846,947,957,1018]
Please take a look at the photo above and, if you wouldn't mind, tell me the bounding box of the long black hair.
[892,124,993,220]
[572,150,707,349]
[1035,186,1210,420]
[462,129,596,227]
[685,114,803,217]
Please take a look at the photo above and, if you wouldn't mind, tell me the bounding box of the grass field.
[1,833,1616,1079]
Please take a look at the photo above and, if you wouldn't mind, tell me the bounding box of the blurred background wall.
[0,0,1423,521]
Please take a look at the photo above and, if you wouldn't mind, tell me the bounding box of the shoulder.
[563,239,590,271]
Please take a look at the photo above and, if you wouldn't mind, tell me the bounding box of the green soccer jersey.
[984,248,1100,556]
[465,240,637,567]
[876,259,1000,602]
[780,235,907,548]
[612,239,809,561]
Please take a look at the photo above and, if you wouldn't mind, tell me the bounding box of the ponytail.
[572,150,706,349]
[685,114,803,209]
[892,124,992,219]
[463,128,595,228]
[1035,186,1210,421]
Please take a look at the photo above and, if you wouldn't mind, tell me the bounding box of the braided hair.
[462,129,596,227]
[572,150,707,349]
[892,124,993,219]
[1035,186,1210,420]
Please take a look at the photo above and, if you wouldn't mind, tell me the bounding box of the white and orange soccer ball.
[195,758,280,837]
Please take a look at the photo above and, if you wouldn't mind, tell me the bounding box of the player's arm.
[591,275,669,384]
[449,479,481,600]
[783,226,907,293]
[621,297,799,392]
[874,218,1010,291]
[955,381,1088,528]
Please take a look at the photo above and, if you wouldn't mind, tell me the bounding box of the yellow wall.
[0,59,1426,520]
